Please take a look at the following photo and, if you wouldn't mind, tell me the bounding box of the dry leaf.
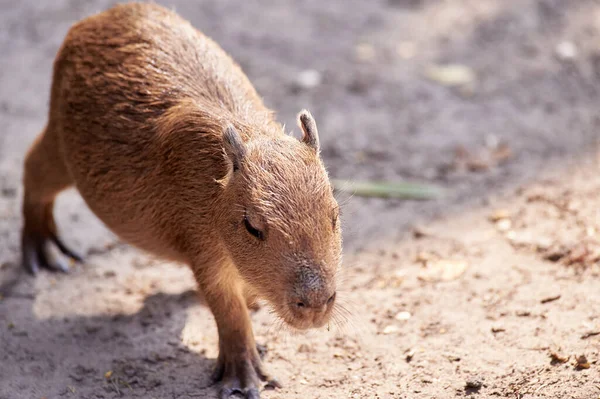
[540,295,561,304]
[415,251,436,264]
[453,143,511,173]
[370,270,406,289]
[104,370,113,379]
[418,259,469,282]
[550,351,569,364]
[564,244,589,266]
[424,64,475,87]
[467,157,490,172]
[507,231,553,251]
[581,331,600,339]
[412,225,433,239]
[488,209,511,222]
[492,143,513,162]
[297,344,312,353]
[382,325,400,334]
[388,270,406,288]
[575,355,590,370]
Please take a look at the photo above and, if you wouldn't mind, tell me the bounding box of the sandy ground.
[1,0,600,398]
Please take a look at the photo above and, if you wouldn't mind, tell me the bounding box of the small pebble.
[354,43,376,62]
[555,41,577,60]
[465,379,483,390]
[295,69,322,90]
[495,219,512,232]
[395,311,412,321]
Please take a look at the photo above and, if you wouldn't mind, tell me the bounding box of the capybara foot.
[211,350,282,399]
[22,231,82,275]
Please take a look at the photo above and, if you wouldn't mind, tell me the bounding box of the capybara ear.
[297,110,320,151]
[223,124,246,172]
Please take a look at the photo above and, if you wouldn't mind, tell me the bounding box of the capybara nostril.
[293,289,335,313]
[327,292,336,305]
[289,290,335,329]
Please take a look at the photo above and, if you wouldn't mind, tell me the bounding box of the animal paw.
[22,230,83,275]
[212,348,281,399]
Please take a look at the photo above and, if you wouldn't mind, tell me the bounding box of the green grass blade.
[331,179,444,200]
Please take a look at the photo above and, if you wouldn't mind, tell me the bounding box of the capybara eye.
[244,214,264,240]
[332,212,338,229]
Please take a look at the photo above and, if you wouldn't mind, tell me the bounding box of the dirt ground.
[1,0,600,398]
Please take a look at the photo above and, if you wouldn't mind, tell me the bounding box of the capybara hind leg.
[21,125,82,275]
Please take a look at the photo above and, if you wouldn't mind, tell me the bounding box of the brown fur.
[21,3,341,398]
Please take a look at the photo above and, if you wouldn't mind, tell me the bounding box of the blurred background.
[1,1,599,398]
[2,0,599,248]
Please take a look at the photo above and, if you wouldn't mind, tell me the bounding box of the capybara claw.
[21,233,81,275]
[245,387,260,399]
[22,244,41,275]
[51,233,83,262]
[213,349,280,399]
[219,385,260,399]
[265,378,282,389]
[219,387,242,399]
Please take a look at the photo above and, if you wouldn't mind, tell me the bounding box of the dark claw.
[51,233,83,262]
[214,344,279,398]
[265,378,282,389]
[255,364,280,388]
[220,387,242,399]
[23,243,41,275]
[48,255,70,273]
[256,343,267,360]
[38,241,70,273]
[36,241,51,269]
[22,233,81,275]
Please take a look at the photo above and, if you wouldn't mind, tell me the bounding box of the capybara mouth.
[275,301,334,331]
[283,313,330,330]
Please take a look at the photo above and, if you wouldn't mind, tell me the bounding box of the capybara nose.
[294,291,336,313]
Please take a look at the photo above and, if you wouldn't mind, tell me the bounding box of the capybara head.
[219,110,342,330]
